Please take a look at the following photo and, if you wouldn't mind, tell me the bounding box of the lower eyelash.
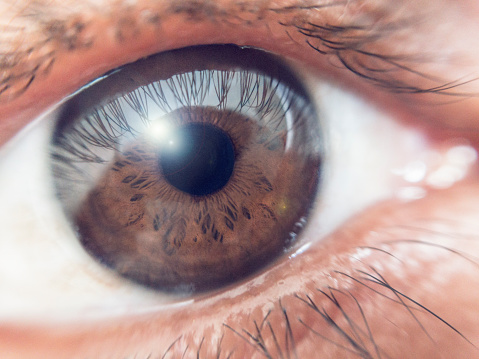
[150,238,474,359]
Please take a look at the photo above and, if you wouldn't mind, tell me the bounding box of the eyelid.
[2,0,479,145]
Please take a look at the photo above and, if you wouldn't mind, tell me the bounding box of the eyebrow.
[0,0,476,104]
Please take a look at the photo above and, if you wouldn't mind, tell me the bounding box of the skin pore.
[1,0,479,357]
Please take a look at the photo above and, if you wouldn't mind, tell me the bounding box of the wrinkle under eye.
[50,45,323,293]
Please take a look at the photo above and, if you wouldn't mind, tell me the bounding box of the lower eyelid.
[2,92,479,358]
[3,183,479,358]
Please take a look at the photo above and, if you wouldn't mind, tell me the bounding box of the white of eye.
[305,80,430,239]
[0,71,472,324]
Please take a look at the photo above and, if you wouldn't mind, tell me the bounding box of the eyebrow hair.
[0,0,476,103]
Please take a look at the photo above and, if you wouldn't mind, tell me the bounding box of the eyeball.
[50,45,323,293]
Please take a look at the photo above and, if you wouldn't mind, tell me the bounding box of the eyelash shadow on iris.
[49,45,323,294]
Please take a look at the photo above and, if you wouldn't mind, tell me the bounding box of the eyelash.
[52,70,304,164]
[2,3,479,358]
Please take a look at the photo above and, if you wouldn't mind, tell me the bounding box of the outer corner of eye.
[0,44,436,323]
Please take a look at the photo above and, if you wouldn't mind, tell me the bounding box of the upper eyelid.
[0,0,477,109]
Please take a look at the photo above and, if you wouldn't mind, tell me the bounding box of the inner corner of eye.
[48,45,323,296]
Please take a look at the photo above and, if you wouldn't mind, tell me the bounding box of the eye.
[0,41,428,315]
[1,42,469,354]
[1,1,479,358]
[51,45,322,293]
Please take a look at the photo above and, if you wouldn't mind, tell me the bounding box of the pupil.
[159,123,235,196]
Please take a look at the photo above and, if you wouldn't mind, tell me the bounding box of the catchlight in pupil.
[50,45,322,293]
[159,122,235,196]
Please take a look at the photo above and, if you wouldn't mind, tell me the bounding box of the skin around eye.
[1,0,479,358]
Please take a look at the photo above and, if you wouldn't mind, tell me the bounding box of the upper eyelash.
[1,0,477,103]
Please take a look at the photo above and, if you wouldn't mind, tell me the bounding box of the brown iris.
[50,45,322,293]
[76,106,319,291]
